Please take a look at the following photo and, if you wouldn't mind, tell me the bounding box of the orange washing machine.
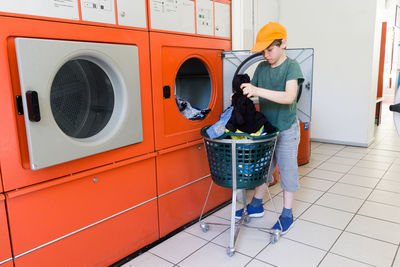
[148,0,232,236]
[0,191,13,267]
[0,1,159,266]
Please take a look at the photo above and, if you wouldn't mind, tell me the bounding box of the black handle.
[26,91,41,122]
[163,85,171,99]
[389,103,400,113]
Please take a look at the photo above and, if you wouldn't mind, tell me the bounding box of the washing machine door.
[222,49,314,123]
[15,38,143,170]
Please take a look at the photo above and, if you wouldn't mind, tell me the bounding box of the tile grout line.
[318,144,398,266]
[315,145,374,265]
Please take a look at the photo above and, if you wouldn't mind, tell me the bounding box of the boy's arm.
[240,79,298,104]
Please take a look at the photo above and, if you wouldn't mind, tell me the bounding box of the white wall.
[278,0,381,146]
[233,0,400,146]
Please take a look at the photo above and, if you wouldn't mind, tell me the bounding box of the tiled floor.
[123,104,400,267]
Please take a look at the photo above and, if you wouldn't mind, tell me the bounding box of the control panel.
[196,0,214,36]
[0,0,147,29]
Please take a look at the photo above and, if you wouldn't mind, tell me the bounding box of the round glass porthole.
[175,58,211,120]
[50,59,115,138]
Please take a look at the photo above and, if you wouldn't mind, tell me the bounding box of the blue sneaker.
[271,215,293,233]
[235,205,264,219]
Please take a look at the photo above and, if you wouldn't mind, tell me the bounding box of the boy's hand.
[240,83,258,98]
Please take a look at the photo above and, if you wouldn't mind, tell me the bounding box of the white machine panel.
[214,1,230,38]
[149,0,195,34]
[0,0,79,20]
[15,38,143,170]
[117,0,147,28]
[196,0,214,36]
[81,0,116,24]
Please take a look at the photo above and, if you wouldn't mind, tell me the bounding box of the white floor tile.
[382,170,400,182]
[348,166,386,179]
[368,189,400,207]
[299,177,335,191]
[394,250,400,267]
[212,227,270,257]
[302,158,324,168]
[244,210,279,229]
[285,219,341,250]
[149,232,207,264]
[339,174,379,188]
[283,187,324,203]
[318,143,346,151]
[185,215,230,241]
[389,164,400,172]
[358,201,400,224]
[312,147,339,156]
[255,238,326,267]
[328,183,372,200]
[265,196,311,218]
[300,205,353,230]
[310,152,331,161]
[376,179,400,193]
[178,242,251,267]
[341,146,370,153]
[335,151,365,160]
[325,156,359,166]
[316,192,364,213]
[367,149,400,158]
[122,252,174,267]
[298,165,314,176]
[331,232,398,267]
[355,159,391,170]
[346,215,400,244]
[267,184,283,196]
[307,168,346,181]
[316,162,353,174]
[246,259,275,267]
[362,154,396,163]
[394,157,400,165]
[319,253,372,267]
[311,141,323,150]
[212,204,234,221]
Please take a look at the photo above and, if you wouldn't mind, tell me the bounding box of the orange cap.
[250,22,287,52]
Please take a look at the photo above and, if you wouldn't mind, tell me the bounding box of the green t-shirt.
[251,57,304,131]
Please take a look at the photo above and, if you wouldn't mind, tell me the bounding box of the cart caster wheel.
[244,215,250,223]
[270,229,280,244]
[226,247,235,257]
[200,222,209,233]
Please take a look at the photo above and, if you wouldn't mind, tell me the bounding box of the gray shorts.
[267,121,300,192]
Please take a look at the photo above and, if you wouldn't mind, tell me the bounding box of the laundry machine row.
[0,0,232,265]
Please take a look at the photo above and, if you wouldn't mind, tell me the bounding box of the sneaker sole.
[235,211,264,219]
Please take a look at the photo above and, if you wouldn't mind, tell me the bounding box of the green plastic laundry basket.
[201,126,278,189]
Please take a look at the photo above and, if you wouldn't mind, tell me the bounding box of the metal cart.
[199,126,282,256]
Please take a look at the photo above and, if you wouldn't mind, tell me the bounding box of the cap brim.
[250,40,274,52]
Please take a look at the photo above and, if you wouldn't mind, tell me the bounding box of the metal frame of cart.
[199,127,283,256]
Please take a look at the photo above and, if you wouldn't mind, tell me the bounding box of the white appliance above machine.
[15,38,143,170]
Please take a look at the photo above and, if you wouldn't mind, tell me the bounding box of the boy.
[235,22,304,233]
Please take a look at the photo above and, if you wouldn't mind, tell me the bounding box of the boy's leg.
[271,122,300,233]
[283,190,294,209]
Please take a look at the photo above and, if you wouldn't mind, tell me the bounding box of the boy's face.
[262,40,286,66]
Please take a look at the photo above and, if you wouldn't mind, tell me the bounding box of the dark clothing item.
[226,74,276,134]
